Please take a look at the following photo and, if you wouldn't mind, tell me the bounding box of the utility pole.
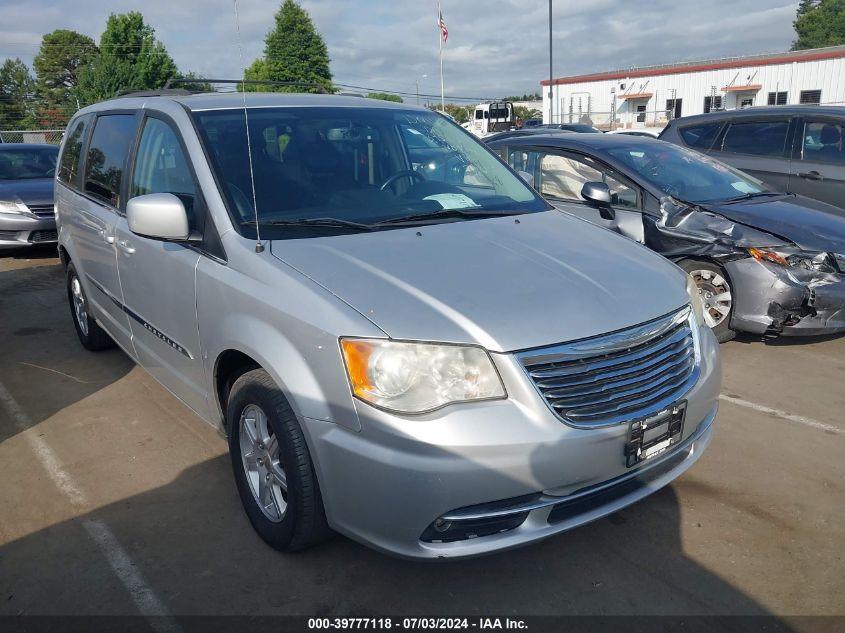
[548,0,554,124]
[416,74,427,106]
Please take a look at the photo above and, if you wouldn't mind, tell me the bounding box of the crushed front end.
[726,251,845,336]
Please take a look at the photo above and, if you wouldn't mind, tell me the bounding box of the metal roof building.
[540,45,845,131]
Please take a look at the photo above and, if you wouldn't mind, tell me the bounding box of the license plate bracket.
[625,402,686,468]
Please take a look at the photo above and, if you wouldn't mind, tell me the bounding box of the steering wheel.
[380,170,425,192]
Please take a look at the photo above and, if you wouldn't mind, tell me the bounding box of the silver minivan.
[56,92,720,559]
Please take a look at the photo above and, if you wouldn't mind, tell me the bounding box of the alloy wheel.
[70,275,89,337]
[239,404,288,522]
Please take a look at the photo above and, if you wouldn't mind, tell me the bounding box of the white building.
[541,45,845,130]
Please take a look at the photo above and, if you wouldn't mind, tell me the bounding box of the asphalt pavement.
[0,248,843,631]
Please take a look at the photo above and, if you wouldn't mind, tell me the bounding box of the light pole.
[548,0,553,123]
[416,74,428,106]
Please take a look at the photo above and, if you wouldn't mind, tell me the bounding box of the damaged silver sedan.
[487,133,845,341]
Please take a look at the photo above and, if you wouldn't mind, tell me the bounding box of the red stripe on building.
[541,48,845,87]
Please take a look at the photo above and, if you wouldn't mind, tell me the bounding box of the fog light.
[433,518,451,532]
[420,512,530,543]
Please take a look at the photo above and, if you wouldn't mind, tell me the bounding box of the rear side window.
[801,121,845,165]
[58,115,90,186]
[84,114,137,208]
[721,120,789,157]
[679,122,721,149]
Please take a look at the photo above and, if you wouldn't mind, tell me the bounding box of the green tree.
[76,12,177,104]
[514,105,541,121]
[792,0,845,50]
[170,71,213,92]
[244,0,332,93]
[367,92,403,103]
[426,103,471,124]
[0,58,36,128]
[33,30,99,103]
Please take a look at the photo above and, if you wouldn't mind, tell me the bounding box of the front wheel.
[227,368,332,551]
[678,259,735,343]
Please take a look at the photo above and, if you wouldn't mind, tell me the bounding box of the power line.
[333,82,501,103]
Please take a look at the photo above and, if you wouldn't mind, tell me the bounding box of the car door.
[112,114,209,416]
[790,116,845,208]
[504,145,645,242]
[708,116,796,192]
[70,112,139,352]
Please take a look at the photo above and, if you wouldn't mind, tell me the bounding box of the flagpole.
[438,1,445,112]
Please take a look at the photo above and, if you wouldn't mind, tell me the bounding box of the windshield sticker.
[423,193,480,209]
[731,181,757,194]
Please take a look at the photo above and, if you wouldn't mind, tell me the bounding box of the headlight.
[340,338,506,414]
[0,200,28,215]
[748,247,837,273]
[685,275,706,327]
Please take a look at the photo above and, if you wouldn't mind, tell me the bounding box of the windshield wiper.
[718,192,787,204]
[241,217,376,231]
[374,208,520,226]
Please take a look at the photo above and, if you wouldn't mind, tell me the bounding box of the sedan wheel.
[689,269,732,329]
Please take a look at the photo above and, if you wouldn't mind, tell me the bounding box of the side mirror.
[517,170,534,185]
[581,181,615,220]
[126,193,191,241]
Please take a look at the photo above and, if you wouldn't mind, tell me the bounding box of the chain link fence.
[551,109,670,131]
[0,129,65,144]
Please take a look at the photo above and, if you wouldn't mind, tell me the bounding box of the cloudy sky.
[1,0,799,101]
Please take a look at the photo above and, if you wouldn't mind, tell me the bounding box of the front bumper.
[302,326,721,559]
[0,212,57,250]
[727,258,845,336]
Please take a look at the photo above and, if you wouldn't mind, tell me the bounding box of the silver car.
[0,143,60,250]
[56,92,720,559]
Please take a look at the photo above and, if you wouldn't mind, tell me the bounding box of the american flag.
[438,10,448,42]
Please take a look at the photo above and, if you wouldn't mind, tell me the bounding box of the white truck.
[468,101,514,137]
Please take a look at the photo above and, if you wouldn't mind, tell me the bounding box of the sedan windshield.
[606,142,769,203]
[0,147,58,180]
[193,107,547,238]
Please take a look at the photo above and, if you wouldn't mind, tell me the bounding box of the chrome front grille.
[518,307,699,428]
[27,205,55,218]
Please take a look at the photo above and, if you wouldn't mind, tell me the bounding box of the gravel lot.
[1,248,843,629]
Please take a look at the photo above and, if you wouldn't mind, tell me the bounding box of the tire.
[66,262,115,351]
[227,368,332,551]
[677,259,736,343]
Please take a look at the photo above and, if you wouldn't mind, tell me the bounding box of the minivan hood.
[0,178,54,207]
[705,196,845,253]
[270,211,688,352]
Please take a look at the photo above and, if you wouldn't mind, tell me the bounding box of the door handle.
[798,171,823,181]
[116,239,135,254]
[98,229,115,244]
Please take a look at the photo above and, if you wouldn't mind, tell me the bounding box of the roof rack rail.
[114,88,194,98]
[163,78,330,94]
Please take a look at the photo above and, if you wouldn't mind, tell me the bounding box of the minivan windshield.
[193,107,547,238]
[606,142,770,203]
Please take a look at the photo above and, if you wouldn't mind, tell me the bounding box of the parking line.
[0,380,88,506]
[0,380,181,630]
[82,519,181,633]
[719,393,844,435]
